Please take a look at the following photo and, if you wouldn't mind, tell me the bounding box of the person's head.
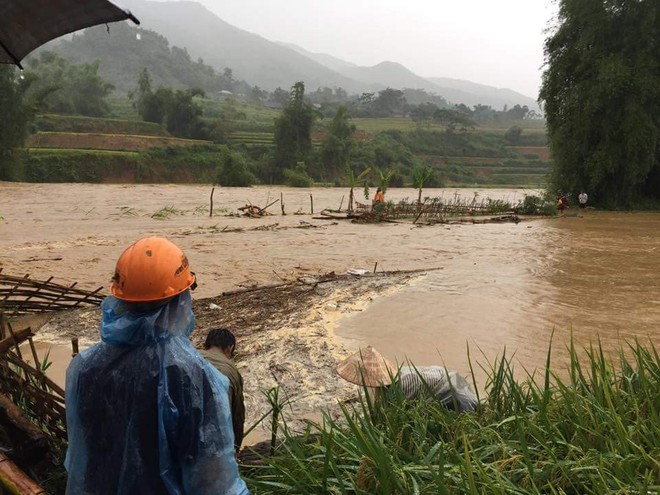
[204,328,236,358]
[111,236,196,309]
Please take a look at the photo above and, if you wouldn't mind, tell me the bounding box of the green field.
[16,99,551,187]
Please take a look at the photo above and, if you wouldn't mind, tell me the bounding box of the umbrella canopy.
[0,0,139,69]
[336,346,396,387]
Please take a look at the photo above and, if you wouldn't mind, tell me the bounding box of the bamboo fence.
[0,269,105,317]
[0,316,68,455]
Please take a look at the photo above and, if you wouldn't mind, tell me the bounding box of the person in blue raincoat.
[64,236,250,495]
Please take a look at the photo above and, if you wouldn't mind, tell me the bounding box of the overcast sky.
[189,0,558,99]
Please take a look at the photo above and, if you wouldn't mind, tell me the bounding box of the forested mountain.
[34,23,237,95]
[116,0,364,93]
[38,0,539,110]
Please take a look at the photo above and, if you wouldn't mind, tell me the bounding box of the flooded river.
[1,183,659,388]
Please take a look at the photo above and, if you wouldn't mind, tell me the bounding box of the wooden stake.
[71,337,79,358]
[280,192,285,215]
[338,195,344,212]
[373,262,378,273]
[210,187,215,218]
[310,194,314,214]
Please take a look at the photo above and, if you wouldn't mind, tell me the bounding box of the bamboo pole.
[0,453,47,495]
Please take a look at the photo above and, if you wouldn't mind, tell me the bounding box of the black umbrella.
[0,0,139,69]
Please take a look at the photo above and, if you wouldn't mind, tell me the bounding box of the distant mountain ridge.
[59,0,540,110]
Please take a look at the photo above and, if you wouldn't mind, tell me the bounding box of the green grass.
[244,339,660,494]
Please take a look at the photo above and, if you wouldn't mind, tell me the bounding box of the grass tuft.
[243,339,660,494]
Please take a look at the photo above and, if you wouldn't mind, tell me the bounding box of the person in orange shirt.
[372,188,384,211]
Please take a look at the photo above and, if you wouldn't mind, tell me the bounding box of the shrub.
[283,162,314,187]
[514,194,557,215]
[216,147,255,187]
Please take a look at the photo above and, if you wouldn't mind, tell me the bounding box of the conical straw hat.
[336,346,396,387]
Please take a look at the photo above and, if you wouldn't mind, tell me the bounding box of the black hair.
[204,328,236,350]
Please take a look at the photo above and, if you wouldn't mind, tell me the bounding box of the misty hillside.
[278,42,358,73]
[342,61,440,93]
[428,77,539,110]
[117,0,364,93]
[35,23,236,95]
[36,0,539,110]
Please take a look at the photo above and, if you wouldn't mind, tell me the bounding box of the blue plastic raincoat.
[64,291,249,495]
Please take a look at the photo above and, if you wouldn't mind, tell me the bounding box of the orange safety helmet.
[111,236,196,302]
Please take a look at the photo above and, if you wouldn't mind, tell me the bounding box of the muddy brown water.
[1,183,659,391]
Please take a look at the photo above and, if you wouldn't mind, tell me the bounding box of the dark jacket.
[201,349,245,450]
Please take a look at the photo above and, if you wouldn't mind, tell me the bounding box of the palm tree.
[411,166,433,205]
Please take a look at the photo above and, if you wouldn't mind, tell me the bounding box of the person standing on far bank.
[372,187,384,211]
[578,192,588,208]
[202,328,246,452]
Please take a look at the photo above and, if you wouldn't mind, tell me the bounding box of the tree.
[25,52,113,116]
[411,166,433,204]
[216,147,255,187]
[539,0,660,207]
[504,126,523,145]
[166,88,207,139]
[433,108,476,133]
[273,82,318,179]
[321,105,356,179]
[0,67,34,179]
[345,166,370,212]
[268,87,289,108]
[373,88,406,117]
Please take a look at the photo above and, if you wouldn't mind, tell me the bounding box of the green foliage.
[320,105,356,179]
[0,66,41,180]
[34,114,167,136]
[216,146,256,186]
[504,125,523,145]
[513,194,557,216]
[19,147,220,183]
[25,52,114,117]
[37,23,240,96]
[433,108,477,133]
[375,168,396,194]
[129,70,209,139]
[283,162,314,188]
[274,82,318,178]
[245,339,660,494]
[151,205,184,219]
[540,0,660,208]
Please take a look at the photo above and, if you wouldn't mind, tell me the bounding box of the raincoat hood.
[100,291,195,346]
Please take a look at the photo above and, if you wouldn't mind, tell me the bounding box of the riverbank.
[34,269,429,443]
[244,339,660,494]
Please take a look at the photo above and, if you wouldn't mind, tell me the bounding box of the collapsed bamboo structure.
[0,269,105,317]
[0,272,105,492]
[0,317,67,448]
